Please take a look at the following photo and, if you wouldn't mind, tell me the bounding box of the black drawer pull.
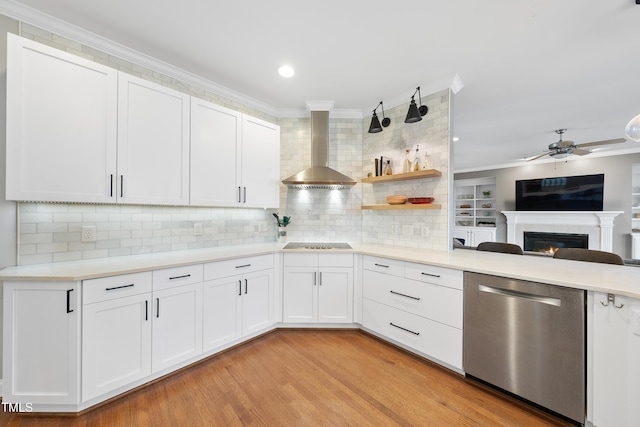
[390,322,420,336]
[105,283,135,291]
[156,298,160,318]
[66,289,74,313]
[145,300,148,321]
[390,290,420,301]
[169,274,191,280]
[244,278,248,294]
[374,263,389,268]
[110,174,113,197]
[235,264,251,269]
[238,280,242,296]
[120,175,124,198]
[421,272,440,278]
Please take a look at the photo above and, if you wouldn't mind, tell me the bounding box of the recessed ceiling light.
[278,65,295,78]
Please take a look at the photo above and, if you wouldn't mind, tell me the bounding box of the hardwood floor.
[1,330,574,426]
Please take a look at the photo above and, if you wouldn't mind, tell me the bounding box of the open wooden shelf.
[361,169,442,184]
[361,203,441,211]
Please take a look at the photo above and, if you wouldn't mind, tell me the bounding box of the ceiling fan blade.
[575,138,626,148]
[572,148,591,156]
[526,152,551,161]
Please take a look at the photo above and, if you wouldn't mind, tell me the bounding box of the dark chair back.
[553,248,624,265]
[476,242,523,255]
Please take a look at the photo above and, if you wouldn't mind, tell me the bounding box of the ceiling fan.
[527,129,626,161]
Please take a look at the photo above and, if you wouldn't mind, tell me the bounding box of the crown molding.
[0,0,366,120]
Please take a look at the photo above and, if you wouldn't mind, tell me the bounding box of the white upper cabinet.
[117,74,190,205]
[190,99,280,208]
[240,115,280,208]
[5,33,118,203]
[190,98,242,206]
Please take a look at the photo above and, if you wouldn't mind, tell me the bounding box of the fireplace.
[524,231,588,255]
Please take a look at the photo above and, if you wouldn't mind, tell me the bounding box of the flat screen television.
[515,174,604,211]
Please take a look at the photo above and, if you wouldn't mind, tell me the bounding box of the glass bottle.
[412,145,421,172]
[403,149,411,173]
[384,160,393,175]
[422,151,431,170]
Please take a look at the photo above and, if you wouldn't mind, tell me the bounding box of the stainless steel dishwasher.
[463,272,585,424]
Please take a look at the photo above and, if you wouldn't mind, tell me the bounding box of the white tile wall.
[361,90,451,250]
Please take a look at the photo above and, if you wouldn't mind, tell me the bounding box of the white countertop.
[1,242,639,299]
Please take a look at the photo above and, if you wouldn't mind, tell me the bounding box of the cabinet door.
[117,73,190,205]
[6,34,118,203]
[242,269,274,335]
[151,283,203,373]
[240,115,280,208]
[3,282,80,405]
[591,292,640,427]
[452,227,470,246]
[318,268,353,323]
[283,267,317,323]
[202,277,243,352]
[190,98,241,206]
[470,228,496,246]
[82,293,151,402]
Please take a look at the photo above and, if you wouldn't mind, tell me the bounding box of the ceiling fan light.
[625,114,640,142]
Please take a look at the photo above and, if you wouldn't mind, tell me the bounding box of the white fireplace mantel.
[501,211,623,252]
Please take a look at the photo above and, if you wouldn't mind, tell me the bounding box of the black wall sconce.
[368,101,391,133]
[404,86,429,123]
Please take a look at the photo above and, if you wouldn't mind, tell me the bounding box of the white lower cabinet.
[361,256,463,370]
[202,255,274,352]
[589,291,640,427]
[283,253,354,324]
[2,281,81,405]
[82,266,203,402]
[452,226,496,246]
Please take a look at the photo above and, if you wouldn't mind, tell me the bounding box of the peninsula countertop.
[1,242,639,299]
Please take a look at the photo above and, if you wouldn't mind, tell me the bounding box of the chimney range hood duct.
[282,110,356,189]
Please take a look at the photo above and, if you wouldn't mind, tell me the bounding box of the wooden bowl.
[386,195,408,205]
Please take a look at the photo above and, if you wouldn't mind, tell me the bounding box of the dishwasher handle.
[478,284,561,307]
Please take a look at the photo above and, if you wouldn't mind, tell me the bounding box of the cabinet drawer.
[83,272,152,305]
[153,264,203,291]
[362,298,462,369]
[319,253,353,268]
[284,253,318,267]
[363,270,462,329]
[204,254,273,280]
[404,262,463,290]
[362,256,404,276]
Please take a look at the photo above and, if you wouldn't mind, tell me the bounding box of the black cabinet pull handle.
[319,272,322,285]
[238,280,242,296]
[243,187,247,203]
[156,298,160,318]
[120,175,124,198]
[66,289,74,313]
[110,174,113,197]
[235,264,251,269]
[105,283,134,291]
[169,274,191,280]
[374,263,389,268]
[238,187,241,203]
[244,278,248,294]
[145,300,148,321]
[421,272,440,278]
[390,290,420,301]
[390,322,420,336]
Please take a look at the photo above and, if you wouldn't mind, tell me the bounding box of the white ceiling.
[4,0,640,172]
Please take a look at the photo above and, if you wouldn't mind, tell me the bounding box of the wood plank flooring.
[0,330,574,426]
